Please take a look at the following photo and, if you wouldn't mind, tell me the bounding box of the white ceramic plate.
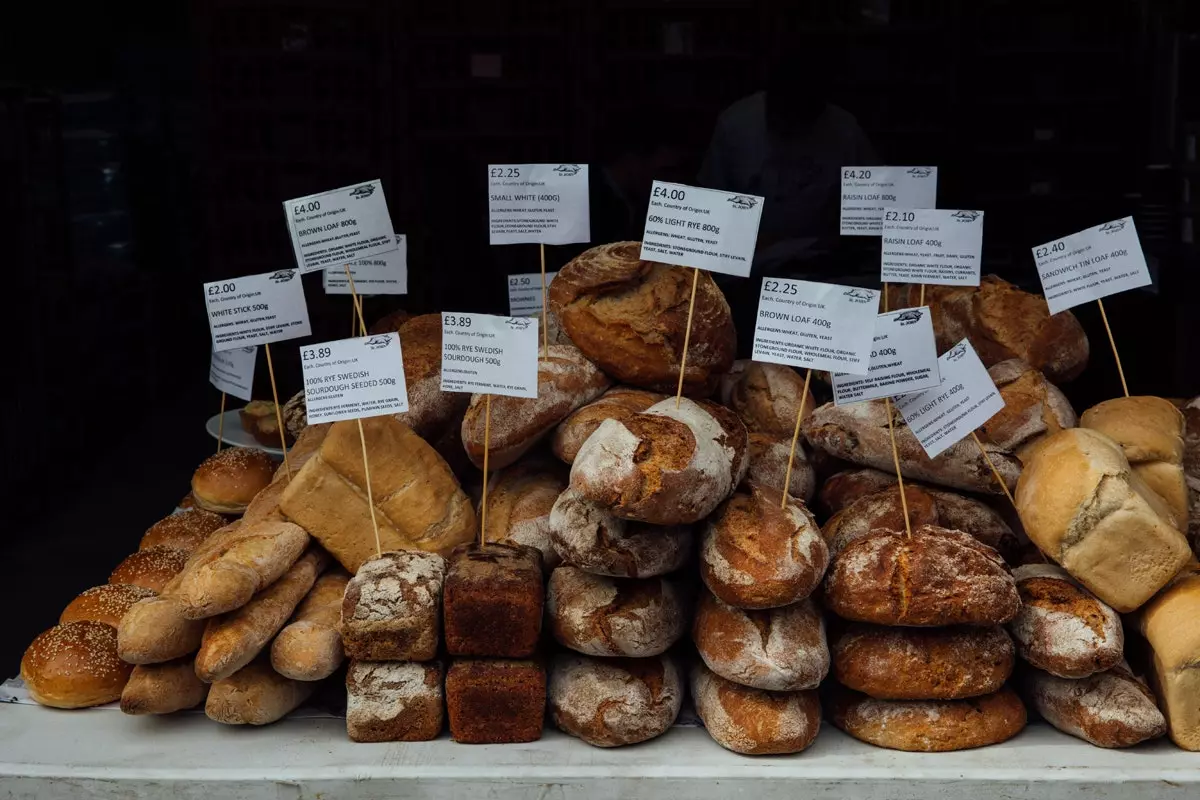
[205,410,285,456]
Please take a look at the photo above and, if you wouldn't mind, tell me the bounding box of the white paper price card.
[751,279,881,373]
[300,333,409,424]
[831,308,941,404]
[440,313,539,399]
[881,209,984,286]
[209,346,257,402]
[508,271,558,317]
[323,235,408,295]
[641,181,764,277]
[204,269,312,352]
[840,166,938,236]
[488,164,590,245]
[1031,217,1151,315]
[284,180,398,274]
[894,338,1005,459]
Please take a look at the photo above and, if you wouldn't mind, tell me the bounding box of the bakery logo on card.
[364,336,392,349]
[268,270,296,283]
[728,195,759,210]
[844,288,874,304]
[952,210,981,223]
[553,164,582,176]
[505,317,533,330]
[946,341,969,362]
[1099,220,1127,234]
[895,309,924,325]
[906,167,934,178]
[349,184,376,199]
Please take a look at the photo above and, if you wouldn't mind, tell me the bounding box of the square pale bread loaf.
[1136,567,1200,750]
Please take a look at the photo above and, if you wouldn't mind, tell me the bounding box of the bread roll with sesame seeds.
[21,621,133,708]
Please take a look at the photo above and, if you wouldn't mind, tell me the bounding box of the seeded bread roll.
[832,624,1014,700]
[481,462,567,571]
[61,584,157,628]
[978,359,1077,462]
[552,387,666,464]
[139,509,227,553]
[109,546,189,593]
[462,344,611,470]
[722,361,817,436]
[191,447,276,515]
[743,432,815,502]
[830,685,1027,752]
[690,663,821,755]
[549,488,692,578]
[1008,564,1123,679]
[21,621,133,709]
[693,591,828,691]
[570,397,749,525]
[549,653,683,747]
[547,567,686,658]
[823,525,1020,627]
[1023,664,1166,748]
[120,657,209,715]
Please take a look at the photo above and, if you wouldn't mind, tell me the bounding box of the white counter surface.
[0,703,1195,800]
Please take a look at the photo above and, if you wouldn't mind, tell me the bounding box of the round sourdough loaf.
[831,623,1014,700]
[979,359,1077,462]
[392,314,470,441]
[822,525,1019,626]
[549,242,735,396]
[690,662,821,755]
[830,685,1027,752]
[692,591,828,691]
[549,653,682,747]
[722,361,816,436]
[549,488,692,578]
[1008,563,1123,678]
[482,462,568,572]
[21,621,133,709]
[1023,664,1166,748]
[817,468,899,516]
[547,567,686,657]
[700,484,827,609]
[743,432,815,502]
[552,387,666,464]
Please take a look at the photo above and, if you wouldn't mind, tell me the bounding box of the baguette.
[116,575,205,665]
[205,659,314,725]
[270,569,349,681]
[120,657,208,715]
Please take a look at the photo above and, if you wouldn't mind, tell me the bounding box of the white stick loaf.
[117,573,204,665]
[549,652,682,748]
[570,397,749,525]
[1136,566,1200,750]
[481,462,568,572]
[270,569,350,681]
[802,399,1021,494]
[978,359,1077,462]
[1081,396,1189,525]
[1023,663,1167,748]
[549,488,692,578]
[205,658,314,726]
[1008,563,1123,679]
[120,657,208,715]
[692,591,828,692]
[744,432,815,503]
[461,344,611,469]
[279,415,476,573]
[690,662,821,755]
[1015,428,1191,612]
[721,361,816,437]
[547,566,686,657]
[552,387,665,465]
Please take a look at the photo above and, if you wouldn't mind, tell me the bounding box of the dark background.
[1,0,1198,672]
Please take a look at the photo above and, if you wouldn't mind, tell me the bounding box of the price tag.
[641,181,764,277]
[440,313,539,398]
[209,347,257,402]
[751,279,880,373]
[283,180,398,273]
[323,235,408,295]
[488,164,591,245]
[894,339,1005,459]
[204,270,311,352]
[1031,217,1151,315]
[508,271,558,317]
[840,166,938,236]
[831,308,941,404]
[881,209,984,286]
[300,333,409,424]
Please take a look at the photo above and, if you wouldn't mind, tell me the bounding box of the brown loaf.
[61,584,157,627]
[700,484,827,609]
[1023,664,1167,748]
[21,621,133,709]
[367,307,410,334]
[693,591,828,691]
[744,432,815,502]
[190,447,276,515]
[822,525,1020,626]
[393,314,469,440]
[481,463,567,571]
[1008,564,1123,678]
[1136,567,1200,750]
[547,566,686,657]
[270,569,349,681]
[109,546,189,593]
[885,276,1089,383]
[830,684,1027,752]
[831,623,1014,700]
[978,359,1077,461]
[346,660,444,743]
[570,397,748,525]
[341,550,445,662]
[549,241,736,396]
[139,509,227,553]
[549,653,683,747]
[552,386,666,464]
[549,488,692,578]
[205,659,314,725]
[120,657,208,715]
[722,361,816,436]
[282,390,309,442]
[690,663,821,755]
[817,468,900,516]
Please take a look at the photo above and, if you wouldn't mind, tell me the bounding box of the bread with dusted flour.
[1023,664,1166,748]
[743,432,815,502]
[547,566,686,657]
[549,488,692,578]
[549,653,682,747]
[817,467,900,516]
[552,387,665,464]
[690,663,821,755]
[721,360,816,436]
[340,550,445,662]
[480,462,566,571]
[346,660,444,743]
[978,359,1077,462]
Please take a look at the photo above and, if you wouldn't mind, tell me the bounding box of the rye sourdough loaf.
[549,488,692,578]
[744,432,815,502]
[481,462,567,571]
[817,468,900,516]
[978,359,1077,461]
[721,360,816,436]
[1136,566,1200,750]
[547,566,686,657]
[549,241,736,396]
[340,550,445,662]
[552,387,666,464]
[690,663,821,755]
[392,313,470,440]
[830,685,1027,752]
[1023,664,1166,748]
[549,653,682,747]
[346,660,444,743]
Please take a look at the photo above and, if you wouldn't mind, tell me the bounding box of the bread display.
[271,569,350,681]
[444,542,543,658]
[721,360,816,436]
[479,462,566,571]
[831,624,1014,700]
[239,400,292,447]
[445,658,546,744]
[340,550,445,662]
[461,344,610,469]
[61,583,156,628]
[552,387,665,464]
[346,660,444,742]
[690,663,821,755]
[977,359,1077,462]
[830,685,1027,752]
[549,653,682,747]
[205,659,315,726]
[1023,664,1167,748]
[120,658,209,715]
[1136,567,1200,750]
[139,509,227,553]
[109,546,189,593]
[1015,428,1191,612]
[549,241,736,396]
[1008,564,1123,679]
[693,591,828,691]
[280,417,475,573]
[549,488,692,578]
[392,313,470,441]
[700,484,827,609]
[823,526,1019,626]
[744,432,816,502]
[191,447,276,515]
[21,621,133,709]
[547,567,686,658]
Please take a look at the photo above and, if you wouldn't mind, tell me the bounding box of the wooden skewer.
[1096,299,1129,397]
[885,397,913,538]
[345,265,368,336]
[540,243,548,360]
[781,368,813,508]
[919,283,926,307]
[263,343,291,480]
[216,392,226,453]
[479,394,493,546]
[675,267,701,408]
[971,431,1016,508]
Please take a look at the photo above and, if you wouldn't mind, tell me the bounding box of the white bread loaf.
[1008,564,1123,678]
[1136,567,1200,750]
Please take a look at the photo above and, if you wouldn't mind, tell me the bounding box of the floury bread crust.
[830,685,1027,752]
[549,488,692,578]
[1008,564,1123,679]
[481,463,567,571]
[690,663,821,755]
[340,551,445,662]
[547,567,686,658]
[552,387,666,464]
[1023,665,1166,748]
[549,653,682,747]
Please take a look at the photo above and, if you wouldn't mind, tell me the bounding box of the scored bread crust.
[980,359,1077,461]
[830,685,1027,752]
[549,653,682,747]
[547,566,686,658]
[549,488,692,578]
[690,662,821,755]
[552,387,665,464]
[1023,664,1167,748]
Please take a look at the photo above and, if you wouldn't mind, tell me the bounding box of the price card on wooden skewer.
[323,235,408,295]
[881,209,984,286]
[1031,217,1151,315]
[488,164,591,245]
[831,308,941,404]
[204,269,311,352]
[508,271,558,317]
[300,333,409,425]
[440,313,539,398]
[840,166,938,236]
[751,279,881,373]
[209,347,256,402]
[640,182,764,276]
[283,180,399,274]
